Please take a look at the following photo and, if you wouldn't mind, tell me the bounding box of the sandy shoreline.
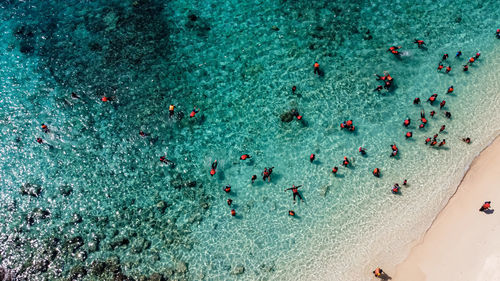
[386,134,500,281]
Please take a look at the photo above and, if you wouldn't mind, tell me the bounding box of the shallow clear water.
[0,0,499,280]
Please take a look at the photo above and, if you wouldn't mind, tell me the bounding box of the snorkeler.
[462,137,471,144]
[445,66,451,73]
[388,46,401,56]
[159,156,173,165]
[440,125,446,132]
[447,86,454,94]
[425,137,431,145]
[310,154,315,163]
[438,139,446,147]
[475,52,481,59]
[240,154,251,160]
[430,111,436,117]
[374,85,383,92]
[314,62,320,74]
[262,168,269,181]
[189,107,200,118]
[442,53,449,61]
[284,185,304,203]
[437,64,444,71]
[413,39,426,47]
[405,132,412,139]
[224,185,231,193]
[36,137,43,144]
[445,111,452,118]
[373,168,380,177]
[421,110,427,124]
[463,64,469,71]
[210,160,217,176]
[267,167,274,181]
[292,85,297,93]
[413,97,421,104]
[227,199,232,206]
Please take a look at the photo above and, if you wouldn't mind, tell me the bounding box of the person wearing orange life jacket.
[342,156,350,167]
[159,156,173,165]
[403,179,407,185]
[101,96,110,102]
[425,137,431,144]
[210,160,217,176]
[41,123,49,133]
[169,104,175,118]
[231,209,236,216]
[479,201,491,212]
[440,125,446,132]
[405,132,412,139]
[313,62,320,75]
[373,168,380,177]
[288,210,295,216]
[414,39,426,47]
[427,94,437,105]
[224,185,231,193]
[420,110,427,124]
[447,86,454,94]
[189,107,199,118]
[403,118,410,127]
[390,144,398,157]
[388,46,401,56]
[240,154,251,160]
[437,64,444,71]
[430,140,437,146]
[284,185,303,203]
[332,166,338,176]
[445,66,452,73]
[37,137,43,144]
[430,110,436,117]
[262,168,270,181]
[438,139,446,147]
[475,52,481,59]
[310,154,315,162]
[440,100,446,109]
[392,184,400,194]
[373,267,384,278]
[468,57,475,64]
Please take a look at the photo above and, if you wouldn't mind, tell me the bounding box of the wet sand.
[393,134,500,281]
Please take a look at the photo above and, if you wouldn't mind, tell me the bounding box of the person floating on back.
[285,185,304,203]
[210,160,217,176]
[313,62,320,75]
[479,201,491,212]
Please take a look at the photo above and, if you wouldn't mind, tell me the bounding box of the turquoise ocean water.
[0,0,499,280]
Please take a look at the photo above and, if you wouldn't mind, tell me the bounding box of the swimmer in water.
[251,175,257,184]
[342,156,350,167]
[310,154,315,163]
[189,107,200,118]
[359,147,366,155]
[373,168,380,177]
[403,118,410,127]
[462,137,471,144]
[440,100,446,109]
[413,39,426,48]
[210,160,217,176]
[413,97,421,104]
[332,166,338,176]
[440,125,446,132]
[437,64,444,71]
[284,185,304,203]
[240,154,251,160]
[292,85,297,93]
[405,131,412,139]
[430,110,436,117]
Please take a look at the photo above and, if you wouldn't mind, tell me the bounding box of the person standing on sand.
[373,267,384,278]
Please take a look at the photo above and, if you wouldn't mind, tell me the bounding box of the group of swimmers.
[373,71,394,92]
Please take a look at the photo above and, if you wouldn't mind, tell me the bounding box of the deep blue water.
[0,0,499,280]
